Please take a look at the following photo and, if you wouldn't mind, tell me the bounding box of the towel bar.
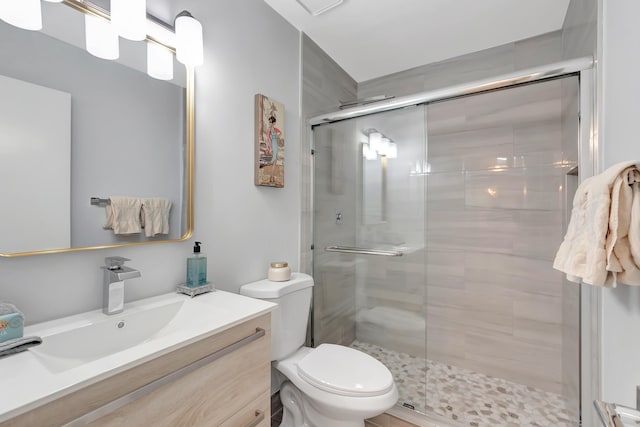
[90,197,110,205]
[325,245,403,257]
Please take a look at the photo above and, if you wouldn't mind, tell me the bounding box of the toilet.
[240,273,398,427]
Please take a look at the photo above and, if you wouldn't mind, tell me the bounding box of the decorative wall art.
[254,93,285,187]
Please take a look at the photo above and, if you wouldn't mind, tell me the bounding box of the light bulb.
[378,137,391,156]
[147,42,174,80]
[0,0,42,31]
[175,11,203,66]
[386,142,398,159]
[363,144,377,160]
[85,14,119,60]
[111,0,147,41]
[368,132,382,153]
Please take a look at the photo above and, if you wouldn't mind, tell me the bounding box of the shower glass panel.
[312,105,428,412]
[311,75,580,426]
[424,76,579,426]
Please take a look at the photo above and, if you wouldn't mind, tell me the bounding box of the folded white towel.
[553,161,640,287]
[141,198,172,237]
[104,196,142,235]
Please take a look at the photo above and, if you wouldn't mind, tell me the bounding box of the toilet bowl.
[275,345,398,427]
[240,273,398,427]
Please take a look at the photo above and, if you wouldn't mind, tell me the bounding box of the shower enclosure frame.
[304,56,601,427]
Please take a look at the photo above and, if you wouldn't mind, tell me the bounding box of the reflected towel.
[0,336,42,358]
[553,161,640,286]
[104,196,142,235]
[141,198,172,237]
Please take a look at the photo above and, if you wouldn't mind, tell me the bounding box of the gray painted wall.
[599,0,640,409]
[0,0,300,325]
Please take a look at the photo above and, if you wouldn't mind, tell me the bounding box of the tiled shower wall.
[353,107,427,358]
[423,77,578,396]
[300,34,357,278]
[299,34,359,347]
[352,77,579,398]
[358,31,562,100]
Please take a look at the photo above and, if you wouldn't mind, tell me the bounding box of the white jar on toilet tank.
[268,261,291,281]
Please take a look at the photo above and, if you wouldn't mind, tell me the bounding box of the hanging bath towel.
[553,161,640,287]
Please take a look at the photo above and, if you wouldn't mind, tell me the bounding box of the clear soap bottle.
[186,241,207,287]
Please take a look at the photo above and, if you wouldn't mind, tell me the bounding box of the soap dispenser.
[186,241,207,287]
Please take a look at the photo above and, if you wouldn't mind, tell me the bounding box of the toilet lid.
[297,344,394,397]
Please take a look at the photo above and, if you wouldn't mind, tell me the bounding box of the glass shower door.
[423,76,580,426]
[311,75,581,426]
[311,105,428,412]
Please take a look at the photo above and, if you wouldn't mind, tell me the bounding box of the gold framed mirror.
[0,0,194,257]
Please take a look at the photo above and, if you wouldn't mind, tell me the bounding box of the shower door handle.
[324,245,403,256]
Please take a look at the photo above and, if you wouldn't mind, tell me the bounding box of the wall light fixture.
[175,11,204,67]
[0,0,204,81]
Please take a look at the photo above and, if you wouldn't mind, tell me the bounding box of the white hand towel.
[104,196,142,235]
[553,161,640,287]
[141,198,172,237]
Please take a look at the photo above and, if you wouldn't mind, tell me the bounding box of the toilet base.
[278,381,365,427]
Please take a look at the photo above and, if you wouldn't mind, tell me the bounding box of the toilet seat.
[296,344,394,397]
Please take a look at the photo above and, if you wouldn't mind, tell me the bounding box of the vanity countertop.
[0,290,275,422]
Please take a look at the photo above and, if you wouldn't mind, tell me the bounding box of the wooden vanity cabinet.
[3,313,271,427]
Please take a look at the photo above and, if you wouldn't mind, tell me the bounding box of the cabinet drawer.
[220,390,270,427]
[88,315,271,426]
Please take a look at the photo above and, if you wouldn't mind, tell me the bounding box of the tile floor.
[351,340,577,427]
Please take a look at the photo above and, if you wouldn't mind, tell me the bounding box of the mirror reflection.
[0,2,192,255]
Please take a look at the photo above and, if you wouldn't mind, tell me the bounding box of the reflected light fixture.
[85,14,119,60]
[0,0,42,31]
[147,42,174,80]
[111,0,147,41]
[366,130,398,159]
[175,11,204,67]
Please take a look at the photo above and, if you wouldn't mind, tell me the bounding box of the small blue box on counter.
[0,312,24,343]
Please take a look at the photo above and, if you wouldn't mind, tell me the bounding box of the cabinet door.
[88,315,271,427]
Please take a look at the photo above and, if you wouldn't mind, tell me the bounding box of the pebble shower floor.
[350,341,575,427]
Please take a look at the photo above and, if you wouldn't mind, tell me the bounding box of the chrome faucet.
[102,257,141,315]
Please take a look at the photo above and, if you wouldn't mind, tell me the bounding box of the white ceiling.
[264,0,571,82]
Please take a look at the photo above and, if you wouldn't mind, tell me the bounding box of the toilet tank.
[240,273,314,361]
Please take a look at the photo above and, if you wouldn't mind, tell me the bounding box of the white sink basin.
[31,300,184,372]
[0,290,276,423]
